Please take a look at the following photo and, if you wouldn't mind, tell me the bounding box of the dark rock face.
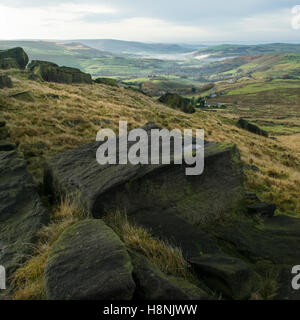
[0,74,13,89]
[237,118,268,137]
[44,219,135,300]
[0,151,49,277]
[0,47,29,70]
[27,60,92,84]
[214,215,300,300]
[44,125,250,299]
[9,91,35,102]
[159,93,195,114]
[130,209,253,300]
[190,255,252,300]
[247,202,276,218]
[132,255,208,300]
[44,128,245,225]
[94,77,119,87]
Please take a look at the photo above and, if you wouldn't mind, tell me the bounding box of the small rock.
[247,202,276,218]
[9,91,35,102]
[0,74,13,89]
[245,192,260,202]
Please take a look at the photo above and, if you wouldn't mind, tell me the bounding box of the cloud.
[0,1,300,42]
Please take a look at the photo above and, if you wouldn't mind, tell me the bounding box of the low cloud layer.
[0,0,299,42]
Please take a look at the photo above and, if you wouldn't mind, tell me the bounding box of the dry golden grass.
[104,210,196,282]
[12,197,86,300]
[250,268,280,300]
[0,69,299,215]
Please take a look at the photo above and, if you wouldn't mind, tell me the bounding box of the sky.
[1,0,300,43]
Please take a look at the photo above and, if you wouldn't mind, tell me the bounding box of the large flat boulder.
[0,151,49,277]
[0,47,29,70]
[44,124,245,226]
[27,60,92,84]
[44,219,135,300]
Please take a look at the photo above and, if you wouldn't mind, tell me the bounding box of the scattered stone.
[237,118,268,137]
[132,255,208,300]
[44,219,135,300]
[9,91,35,102]
[243,163,261,173]
[0,74,13,89]
[0,151,49,277]
[27,60,92,84]
[0,140,15,151]
[245,192,260,203]
[159,93,195,114]
[0,47,29,70]
[247,202,276,218]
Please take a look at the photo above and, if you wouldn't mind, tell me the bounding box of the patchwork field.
[207,79,300,137]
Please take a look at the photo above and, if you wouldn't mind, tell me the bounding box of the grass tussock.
[250,267,280,300]
[104,209,196,283]
[12,197,86,300]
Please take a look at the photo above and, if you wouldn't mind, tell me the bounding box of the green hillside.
[195,43,300,58]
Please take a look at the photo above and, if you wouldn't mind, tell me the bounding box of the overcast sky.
[1,0,300,43]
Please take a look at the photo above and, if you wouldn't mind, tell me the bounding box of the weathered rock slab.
[190,255,253,300]
[28,60,92,84]
[130,209,253,300]
[132,255,208,300]
[214,215,300,300]
[0,151,49,276]
[44,124,245,226]
[44,219,135,300]
[0,47,29,70]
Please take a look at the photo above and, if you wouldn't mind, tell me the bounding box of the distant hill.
[0,40,179,78]
[77,39,195,55]
[0,40,111,69]
[194,43,300,59]
[194,53,300,82]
